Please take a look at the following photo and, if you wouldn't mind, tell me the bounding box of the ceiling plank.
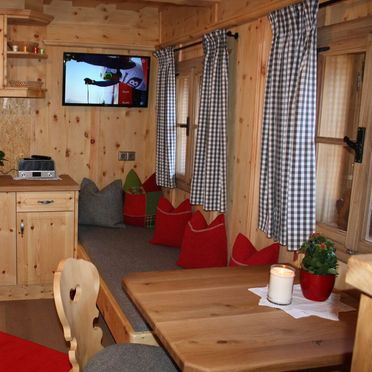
[64,0,219,8]
[118,0,219,6]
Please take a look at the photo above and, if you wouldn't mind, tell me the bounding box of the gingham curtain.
[154,47,176,188]
[190,29,228,212]
[259,0,318,250]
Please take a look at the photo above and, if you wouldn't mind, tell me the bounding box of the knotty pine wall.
[1,0,371,262]
[0,0,159,187]
[160,0,372,261]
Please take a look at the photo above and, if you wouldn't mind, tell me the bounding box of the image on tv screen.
[63,52,150,107]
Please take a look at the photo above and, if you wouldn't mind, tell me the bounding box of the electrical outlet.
[118,151,135,161]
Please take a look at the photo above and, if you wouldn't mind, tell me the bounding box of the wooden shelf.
[0,87,46,98]
[0,9,54,25]
[7,51,48,59]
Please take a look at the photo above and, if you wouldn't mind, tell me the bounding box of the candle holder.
[267,264,295,305]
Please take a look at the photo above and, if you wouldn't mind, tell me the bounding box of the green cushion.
[123,169,142,193]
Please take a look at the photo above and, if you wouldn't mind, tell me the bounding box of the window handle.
[179,117,190,136]
[344,127,366,163]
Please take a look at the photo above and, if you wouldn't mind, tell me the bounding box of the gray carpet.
[78,225,181,331]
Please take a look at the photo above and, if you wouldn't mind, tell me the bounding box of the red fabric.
[123,192,146,226]
[142,173,161,192]
[0,331,71,372]
[150,198,192,247]
[177,211,227,268]
[229,233,280,266]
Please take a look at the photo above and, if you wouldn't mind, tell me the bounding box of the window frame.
[316,23,372,260]
[175,57,203,192]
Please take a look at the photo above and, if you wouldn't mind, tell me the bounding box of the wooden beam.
[55,0,218,8]
[158,0,303,47]
[116,0,219,7]
[158,0,346,48]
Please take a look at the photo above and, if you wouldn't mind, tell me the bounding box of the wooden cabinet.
[0,9,53,98]
[0,175,79,299]
[0,192,16,286]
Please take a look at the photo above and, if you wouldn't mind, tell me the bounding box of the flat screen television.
[62,52,150,107]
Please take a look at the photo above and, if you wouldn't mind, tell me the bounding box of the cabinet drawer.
[17,192,75,212]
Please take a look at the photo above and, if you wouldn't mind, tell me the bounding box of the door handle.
[20,221,25,237]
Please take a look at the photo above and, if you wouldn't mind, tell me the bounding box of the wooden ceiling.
[42,0,219,9]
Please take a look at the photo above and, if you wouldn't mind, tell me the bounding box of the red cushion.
[142,173,162,192]
[150,198,192,247]
[123,192,146,226]
[0,331,71,372]
[177,211,227,268]
[229,233,280,266]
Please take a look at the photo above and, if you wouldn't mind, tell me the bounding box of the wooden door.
[17,211,74,285]
[0,192,16,285]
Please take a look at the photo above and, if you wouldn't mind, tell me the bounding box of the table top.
[0,174,79,191]
[122,266,358,372]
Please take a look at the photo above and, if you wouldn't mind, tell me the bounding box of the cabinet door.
[0,192,16,285]
[17,211,74,285]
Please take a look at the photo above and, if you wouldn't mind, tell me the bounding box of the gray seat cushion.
[84,343,179,371]
[78,225,181,331]
[79,178,125,228]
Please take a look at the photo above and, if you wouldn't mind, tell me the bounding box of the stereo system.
[17,155,56,179]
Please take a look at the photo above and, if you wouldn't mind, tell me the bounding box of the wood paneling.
[0,0,158,188]
[161,0,372,262]
[44,2,159,47]
[0,192,16,285]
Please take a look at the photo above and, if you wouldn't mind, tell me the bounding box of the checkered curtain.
[190,29,228,212]
[259,0,318,250]
[154,47,176,188]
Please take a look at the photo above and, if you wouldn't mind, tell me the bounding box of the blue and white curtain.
[259,0,318,250]
[154,47,176,188]
[190,29,228,212]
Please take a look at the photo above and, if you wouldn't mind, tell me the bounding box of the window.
[175,58,202,191]
[316,33,372,259]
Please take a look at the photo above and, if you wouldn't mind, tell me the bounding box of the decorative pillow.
[150,198,192,247]
[123,169,142,193]
[79,178,124,228]
[123,171,162,228]
[177,211,227,268]
[142,173,162,193]
[229,233,280,266]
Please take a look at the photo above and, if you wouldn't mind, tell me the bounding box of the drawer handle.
[37,200,55,205]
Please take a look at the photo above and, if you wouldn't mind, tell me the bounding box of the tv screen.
[62,52,150,107]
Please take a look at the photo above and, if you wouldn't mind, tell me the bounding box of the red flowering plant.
[300,234,338,275]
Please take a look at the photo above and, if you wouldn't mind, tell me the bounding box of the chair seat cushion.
[0,331,71,372]
[84,343,178,372]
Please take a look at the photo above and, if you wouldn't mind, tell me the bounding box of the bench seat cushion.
[78,225,180,332]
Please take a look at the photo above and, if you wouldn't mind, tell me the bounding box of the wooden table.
[123,266,358,371]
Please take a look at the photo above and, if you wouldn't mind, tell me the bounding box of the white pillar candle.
[267,264,295,305]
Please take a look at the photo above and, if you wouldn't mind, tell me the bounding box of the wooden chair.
[53,258,177,372]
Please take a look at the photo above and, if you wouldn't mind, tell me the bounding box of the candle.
[267,264,295,305]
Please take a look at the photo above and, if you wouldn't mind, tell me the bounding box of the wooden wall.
[160,0,372,260]
[1,0,371,260]
[0,0,159,187]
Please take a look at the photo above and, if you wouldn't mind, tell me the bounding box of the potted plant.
[299,233,338,301]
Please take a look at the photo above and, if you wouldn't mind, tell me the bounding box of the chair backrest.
[53,258,104,372]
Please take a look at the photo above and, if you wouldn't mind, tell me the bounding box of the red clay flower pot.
[300,269,336,301]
